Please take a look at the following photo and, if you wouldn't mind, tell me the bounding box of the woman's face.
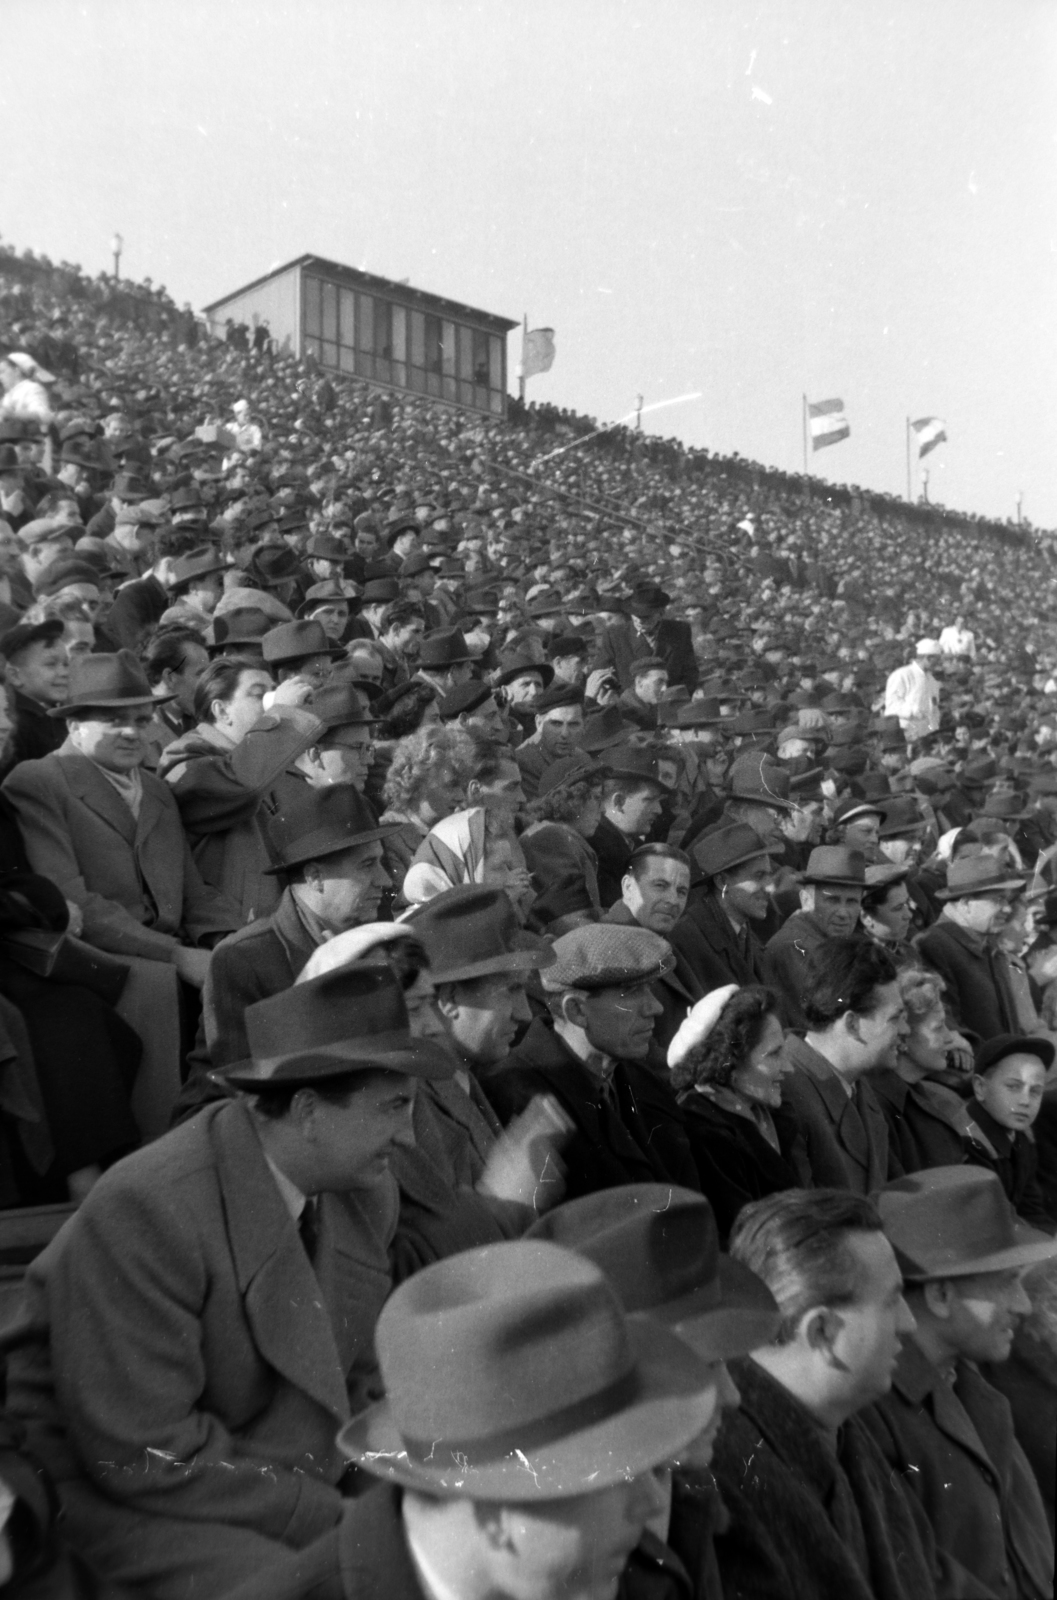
[865,883,913,943]
[731,1013,790,1108]
[572,786,603,839]
[901,1002,954,1079]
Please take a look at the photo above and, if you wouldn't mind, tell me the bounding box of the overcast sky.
[6,1,1055,524]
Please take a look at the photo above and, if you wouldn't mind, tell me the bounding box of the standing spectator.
[917,856,1028,1042]
[884,640,942,744]
[594,582,699,694]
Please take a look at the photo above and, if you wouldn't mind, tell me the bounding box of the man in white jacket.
[884,639,942,744]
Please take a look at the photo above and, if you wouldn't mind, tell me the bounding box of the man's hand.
[586,669,620,706]
[478,1095,572,1212]
[64,899,84,938]
[170,946,211,988]
[264,677,316,709]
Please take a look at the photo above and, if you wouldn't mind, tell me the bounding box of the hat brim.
[426,940,557,985]
[48,693,170,719]
[895,1226,1057,1283]
[649,1258,781,1360]
[263,644,348,664]
[802,874,867,888]
[695,846,775,880]
[935,875,1028,900]
[264,820,404,873]
[214,1036,453,1090]
[727,789,796,812]
[494,663,555,689]
[338,1316,717,1499]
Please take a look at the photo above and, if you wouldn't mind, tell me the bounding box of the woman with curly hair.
[520,753,605,913]
[868,966,976,1174]
[667,983,807,1242]
[379,723,476,898]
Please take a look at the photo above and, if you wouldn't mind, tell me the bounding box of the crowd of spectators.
[0,239,1053,1599]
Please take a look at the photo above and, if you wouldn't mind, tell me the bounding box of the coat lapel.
[212,1103,351,1423]
[58,745,137,844]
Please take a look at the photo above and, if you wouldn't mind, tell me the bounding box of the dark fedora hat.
[310,681,378,728]
[305,532,353,562]
[605,745,668,791]
[205,609,271,656]
[169,482,205,513]
[48,649,170,718]
[877,1166,1057,1282]
[405,883,555,984]
[339,1238,716,1497]
[832,795,886,828]
[536,752,604,799]
[978,790,1032,823]
[262,620,344,665]
[527,1184,779,1360]
[221,964,452,1090]
[265,786,400,873]
[935,855,1027,901]
[169,548,227,591]
[625,583,671,616]
[727,755,796,811]
[493,652,553,690]
[361,577,401,605]
[417,627,475,670]
[296,580,351,619]
[251,546,302,587]
[801,845,867,887]
[0,444,23,474]
[878,796,927,837]
[693,822,774,881]
[437,681,494,721]
[581,704,630,753]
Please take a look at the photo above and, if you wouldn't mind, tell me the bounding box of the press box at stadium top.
[203,255,518,419]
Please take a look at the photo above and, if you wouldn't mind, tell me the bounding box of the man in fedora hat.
[322,1238,717,1600]
[712,1187,937,1600]
[157,546,228,630]
[413,625,476,698]
[514,680,586,799]
[867,1167,1056,1599]
[918,855,1028,1042]
[593,581,699,695]
[2,650,238,979]
[763,845,869,1029]
[588,745,668,908]
[282,681,377,799]
[672,822,776,992]
[262,619,344,690]
[199,785,397,1074]
[485,922,700,1198]
[4,964,452,1600]
[780,939,906,1194]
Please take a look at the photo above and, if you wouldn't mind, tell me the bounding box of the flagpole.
[519,314,527,403]
[802,395,808,474]
[905,417,911,502]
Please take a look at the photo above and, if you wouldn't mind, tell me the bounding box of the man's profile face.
[622,858,689,935]
[634,668,668,705]
[314,841,391,928]
[443,973,530,1066]
[823,1230,915,1412]
[316,724,373,789]
[939,1268,1032,1366]
[300,1072,417,1191]
[854,980,909,1069]
[609,783,663,838]
[582,979,662,1060]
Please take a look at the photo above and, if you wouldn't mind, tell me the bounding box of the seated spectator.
[782,938,907,1193]
[413,626,474,698]
[764,846,866,1029]
[673,822,776,991]
[521,752,605,912]
[869,1168,1055,1598]
[436,680,510,743]
[603,842,702,1052]
[402,806,534,918]
[4,963,451,1600]
[588,746,667,907]
[712,1189,938,1600]
[141,624,210,766]
[965,1034,1056,1228]
[668,985,808,1242]
[859,865,918,964]
[483,923,699,1197]
[868,967,976,1173]
[378,723,475,896]
[0,618,68,771]
[160,657,323,924]
[918,855,1029,1041]
[619,655,669,731]
[157,547,227,631]
[286,680,376,794]
[513,681,585,799]
[261,619,341,689]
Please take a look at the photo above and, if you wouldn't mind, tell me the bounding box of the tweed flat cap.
[541,924,674,992]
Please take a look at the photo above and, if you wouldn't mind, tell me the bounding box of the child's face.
[972,1052,1047,1132]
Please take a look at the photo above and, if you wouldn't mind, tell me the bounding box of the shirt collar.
[554,1017,615,1083]
[263,1153,307,1223]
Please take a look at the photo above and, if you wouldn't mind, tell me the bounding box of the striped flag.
[518,327,556,380]
[807,397,850,450]
[911,416,947,458]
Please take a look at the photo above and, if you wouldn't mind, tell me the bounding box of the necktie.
[298,1197,319,1264]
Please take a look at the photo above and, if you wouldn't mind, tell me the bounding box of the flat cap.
[541,924,674,993]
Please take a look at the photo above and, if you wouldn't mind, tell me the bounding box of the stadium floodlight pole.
[635,394,644,430]
[111,233,123,282]
[1017,492,1024,526]
[801,395,808,474]
[921,467,929,505]
[519,314,527,403]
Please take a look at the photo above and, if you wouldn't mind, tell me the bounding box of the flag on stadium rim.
[519,327,556,380]
[911,416,947,458]
[807,397,850,451]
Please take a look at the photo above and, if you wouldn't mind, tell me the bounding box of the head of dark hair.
[861,879,904,917]
[669,985,779,1093]
[380,598,425,633]
[729,1188,884,1344]
[526,776,603,827]
[627,842,690,882]
[192,656,268,725]
[800,938,899,1031]
[467,736,518,788]
[142,625,207,686]
[155,527,205,562]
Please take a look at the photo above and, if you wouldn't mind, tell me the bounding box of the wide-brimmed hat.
[693,822,774,881]
[48,649,170,718]
[536,752,604,799]
[878,796,928,837]
[801,846,867,887]
[262,619,345,665]
[310,681,378,728]
[405,883,555,983]
[833,796,885,828]
[169,548,227,591]
[418,627,475,669]
[265,786,400,872]
[338,1238,716,1498]
[727,754,796,811]
[977,791,1032,824]
[876,1167,1057,1282]
[527,1184,780,1359]
[935,855,1028,900]
[219,964,452,1090]
[493,653,553,690]
[437,681,495,721]
[296,580,352,619]
[205,609,272,656]
[581,704,630,752]
[625,583,671,616]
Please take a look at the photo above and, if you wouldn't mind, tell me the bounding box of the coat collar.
[55,740,168,847]
[728,1356,839,1498]
[891,1339,1001,1479]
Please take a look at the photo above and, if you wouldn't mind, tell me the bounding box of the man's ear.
[843,1011,864,1044]
[799,885,816,913]
[466,779,482,805]
[474,1501,516,1553]
[801,1304,843,1359]
[561,990,589,1031]
[434,985,462,1022]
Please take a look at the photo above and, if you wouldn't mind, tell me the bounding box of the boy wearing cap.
[4,966,452,1600]
[0,619,69,768]
[868,1168,1056,1599]
[965,1035,1055,1229]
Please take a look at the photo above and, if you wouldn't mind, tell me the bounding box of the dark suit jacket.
[482,1018,698,1198]
[603,901,703,1054]
[4,1099,398,1600]
[869,1068,971,1176]
[7,689,65,770]
[105,572,169,650]
[202,886,321,1068]
[781,1035,900,1194]
[588,815,637,908]
[521,822,601,910]
[2,742,238,961]
[712,1357,940,1600]
[672,890,770,993]
[864,1339,1054,1600]
[964,1102,1054,1228]
[677,1092,808,1244]
[762,909,830,1031]
[595,618,699,694]
[917,918,1019,1042]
